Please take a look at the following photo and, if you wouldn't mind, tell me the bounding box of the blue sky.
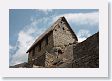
[9,9,99,66]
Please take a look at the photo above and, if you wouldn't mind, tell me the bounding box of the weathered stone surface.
[57,62,73,68]
[33,54,45,67]
[45,51,58,67]
[53,21,77,48]
[44,44,75,68]
[47,32,99,68]
[28,31,54,67]
[72,32,99,68]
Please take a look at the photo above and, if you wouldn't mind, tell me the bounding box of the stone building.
[26,17,78,67]
[10,16,99,68]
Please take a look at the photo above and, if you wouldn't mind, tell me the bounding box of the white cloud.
[10,27,35,65]
[78,37,87,42]
[77,29,91,42]
[37,9,53,15]
[9,44,18,52]
[9,45,13,50]
[77,29,91,37]
[53,12,99,26]
[10,18,47,66]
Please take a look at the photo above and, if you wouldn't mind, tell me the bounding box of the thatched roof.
[26,16,78,53]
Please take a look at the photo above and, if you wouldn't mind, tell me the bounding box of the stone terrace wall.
[72,32,99,68]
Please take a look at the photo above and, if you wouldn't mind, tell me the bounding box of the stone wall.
[53,21,77,49]
[33,54,45,67]
[51,32,99,68]
[28,50,33,67]
[34,31,54,58]
[28,31,54,67]
[45,51,58,67]
[72,32,99,68]
[45,44,74,68]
